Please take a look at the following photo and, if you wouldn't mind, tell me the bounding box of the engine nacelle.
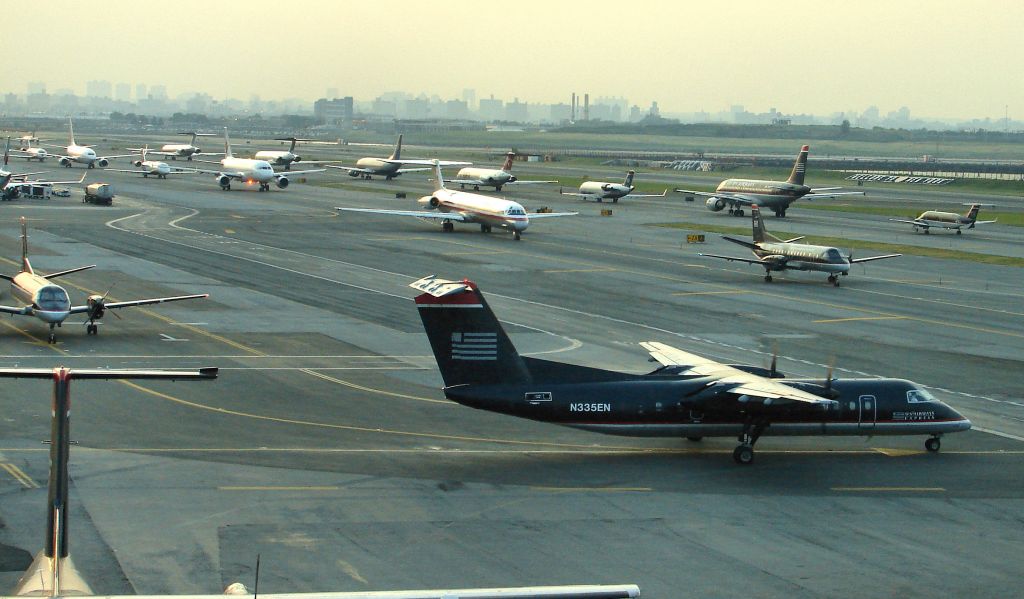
[59,157,72,167]
[86,294,106,320]
[292,155,301,163]
[418,196,441,209]
[601,183,614,191]
[507,175,518,183]
[706,197,726,212]
[348,171,360,178]
[216,174,232,187]
[97,158,109,168]
[133,160,143,167]
[275,177,290,189]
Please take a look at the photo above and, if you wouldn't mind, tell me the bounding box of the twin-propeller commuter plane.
[700,205,901,285]
[192,129,324,191]
[446,151,557,192]
[0,218,208,343]
[675,145,865,217]
[50,117,133,169]
[411,275,970,465]
[108,146,197,179]
[889,203,996,234]
[325,134,467,180]
[560,170,667,203]
[337,162,576,240]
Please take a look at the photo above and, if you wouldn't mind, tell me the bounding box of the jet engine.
[97,158,109,168]
[132,159,144,167]
[216,174,232,187]
[507,175,518,183]
[601,183,614,191]
[706,197,726,212]
[418,196,441,209]
[292,155,301,163]
[275,177,290,189]
[348,171,361,178]
[59,157,72,167]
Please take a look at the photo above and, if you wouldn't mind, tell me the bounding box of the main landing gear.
[47,323,58,345]
[480,224,492,233]
[734,418,769,465]
[764,272,773,282]
[774,208,787,217]
[513,230,522,241]
[729,208,746,217]
[258,182,271,192]
[925,436,941,452]
[827,274,840,287]
[442,221,454,233]
[221,184,231,191]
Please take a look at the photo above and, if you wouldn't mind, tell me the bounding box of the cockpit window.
[507,208,525,216]
[906,388,936,403]
[36,286,70,312]
[825,248,843,262]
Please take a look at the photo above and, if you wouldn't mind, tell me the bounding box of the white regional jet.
[107,146,197,179]
[254,137,335,170]
[336,162,576,240]
[192,129,324,191]
[0,218,208,343]
[50,117,133,169]
[9,132,48,161]
[559,170,667,203]
[146,132,216,161]
[446,151,557,192]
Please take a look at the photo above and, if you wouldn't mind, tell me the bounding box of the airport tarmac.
[0,158,1022,598]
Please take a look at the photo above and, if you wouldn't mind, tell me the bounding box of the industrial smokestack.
[584,93,589,121]
[571,92,576,122]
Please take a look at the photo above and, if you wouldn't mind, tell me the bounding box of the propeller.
[768,343,780,378]
[822,357,835,397]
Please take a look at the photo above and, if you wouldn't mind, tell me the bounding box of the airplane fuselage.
[353,157,401,177]
[135,160,172,177]
[19,146,48,161]
[428,189,529,233]
[578,181,631,200]
[159,143,200,158]
[444,373,969,439]
[61,145,100,168]
[455,167,515,188]
[11,273,71,324]
[916,211,971,227]
[752,241,850,274]
[254,150,299,166]
[222,157,276,183]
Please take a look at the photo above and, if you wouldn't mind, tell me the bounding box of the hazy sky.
[6,0,1022,119]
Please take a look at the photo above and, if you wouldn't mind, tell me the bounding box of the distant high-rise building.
[462,88,476,110]
[371,97,397,117]
[326,87,339,99]
[650,101,660,117]
[86,80,112,98]
[629,105,642,122]
[479,95,504,121]
[27,81,46,95]
[550,103,571,122]
[404,97,430,119]
[446,99,469,119]
[314,96,354,125]
[115,82,131,101]
[505,97,528,122]
[136,83,148,100]
[583,93,589,120]
[150,85,168,100]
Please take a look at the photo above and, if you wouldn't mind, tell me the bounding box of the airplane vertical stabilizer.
[501,152,515,171]
[223,128,234,158]
[67,117,76,147]
[786,144,809,185]
[964,204,981,223]
[431,161,448,193]
[751,205,782,244]
[623,170,635,187]
[20,216,33,274]
[412,276,531,387]
[389,134,403,160]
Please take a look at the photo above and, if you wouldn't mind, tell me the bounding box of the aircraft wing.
[384,159,472,167]
[640,341,833,406]
[0,304,31,316]
[275,168,325,176]
[698,252,767,266]
[68,293,208,315]
[804,191,866,199]
[324,164,368,174]
[559,189,587,197]
[888,218,925,226]
[8,170,50,179]
[849,253,902,264]
[973,219,998,225]
[18,173,87,186]
[674,189,757,206]
[623,189,668,199]
[189,167,246,179]
[446,178,486,186]
[395,167,433,174]
[98,153,135,160]
[504,180,559,186]
[528,211,578,218]
[336,207,469,222]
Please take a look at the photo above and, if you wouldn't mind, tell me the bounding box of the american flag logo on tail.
[451,332,498,360]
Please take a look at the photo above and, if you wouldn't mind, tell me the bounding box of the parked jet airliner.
[0,218,208,343]
[50,118,132,169]
[446,151,557,191]
[674,145,865,217]
[560,170,667,203]
[701,204,900,285]
[191,129,324,191]
[336,161,576,240]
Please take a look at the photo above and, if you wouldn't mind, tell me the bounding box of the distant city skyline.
[4,0,1023,125]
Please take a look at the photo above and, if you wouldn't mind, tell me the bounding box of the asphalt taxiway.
[0,158,1022,598]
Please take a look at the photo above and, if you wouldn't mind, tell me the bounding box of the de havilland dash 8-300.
[191,129,324,191]
[674,144,865,217]
[336,161,576,240]
[411,275,969,465]
[700,204,901,286]
[0,218,209,343]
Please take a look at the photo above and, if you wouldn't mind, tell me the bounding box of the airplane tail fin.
[751,205,782,243]
[289,138,298,153]
[3,136,10,166]
[623,170,635,187]
[786,144,809,185]
[223,128,233,158]
[965,204,981,222]
[67,117,76,146]
[20,216,33,274]
[389,134,403,160]
[411,276,531,387]
[432,160,448,193]
[501,151,515,171]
